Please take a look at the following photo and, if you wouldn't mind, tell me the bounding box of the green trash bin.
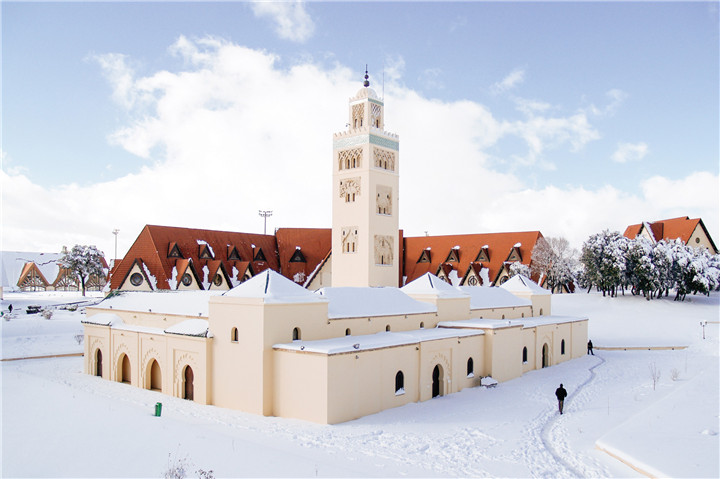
[155,402,162,417]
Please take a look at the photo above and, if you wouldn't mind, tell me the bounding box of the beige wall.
[328,311,438,336]
[689,224,718,254]
[483,325,524,382]
[86,306,200,330]
[273,350,329,423]
[119,263,155,291]
[83,322,211,404]
[470,305,533,320]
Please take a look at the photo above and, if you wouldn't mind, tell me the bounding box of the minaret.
[331,69,400,287]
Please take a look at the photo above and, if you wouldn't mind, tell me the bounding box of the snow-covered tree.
[580,230,628,297]
[59,245,106,296]
[531,236,578,293]
[624,237,658,299]
[508,261,531,279]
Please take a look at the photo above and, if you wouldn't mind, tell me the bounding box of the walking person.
[555,383,567,414]
[587,339,594,355]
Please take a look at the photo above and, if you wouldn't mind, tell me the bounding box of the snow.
[196,239,214,258]
[317,287,436,319]
[401,272,470,298]
[439,314,586,330]
[224,269,325,303]
[500,273,551,295]
[2,290,718,478]
[275,328,483,354]
[142,262,158,290]
[457,285,531,309]
[165,319,211,338]
[1,251,62,291]
[92,290,221,318]
[201,264,210,290]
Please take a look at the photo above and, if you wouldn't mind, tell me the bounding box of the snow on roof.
[1,251,62,289]
[400,273,470,298]
[456,286,531,309]
[223,269,326,303]
[274,328,483,355]
[500,274,550,295]
[165,319,212,338]
[82,312,123,326]
[438,315,587,330]
[92,290,221,317]
[315,287,436,319]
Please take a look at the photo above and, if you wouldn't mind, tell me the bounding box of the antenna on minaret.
[363,65,370,87]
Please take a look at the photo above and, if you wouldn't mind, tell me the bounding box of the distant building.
[623,216,717,254]
[1,250,108,295]
[84,73,587,424]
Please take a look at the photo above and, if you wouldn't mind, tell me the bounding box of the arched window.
[502,314,506,319]
[561,339,566,355]
[149,359,162,391]
[395,371,404,394]
[386,325,391,332]
[231,327,238,342]
[466,357,474,377]
[345,328,351,336]
[420,322,425,329]
[521,313,525,318]
[522,347,528,363]
[121,354,131,384]
[292,327,301,341]
[539,308,544,316]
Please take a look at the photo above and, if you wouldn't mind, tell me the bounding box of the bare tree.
[649,362,661,390]
[531,237,578,292]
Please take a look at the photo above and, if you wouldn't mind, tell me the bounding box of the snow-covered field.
[1,291,718,478]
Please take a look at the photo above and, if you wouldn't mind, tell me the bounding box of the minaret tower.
[331,69,400,287]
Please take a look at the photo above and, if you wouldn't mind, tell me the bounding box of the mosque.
[83,73,588,424]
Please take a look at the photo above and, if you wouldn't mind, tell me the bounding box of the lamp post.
[258,210,273,235]
[112,229,120,266]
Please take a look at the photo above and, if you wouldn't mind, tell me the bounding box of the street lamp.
[258,210,273,235]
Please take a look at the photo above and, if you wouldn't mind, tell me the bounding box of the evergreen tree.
[60,245,106,296]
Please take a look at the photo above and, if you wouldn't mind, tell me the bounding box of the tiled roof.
[623,216,716,252]
[276,228,331,285]
[402,231,544,286]
[110,225,281,290]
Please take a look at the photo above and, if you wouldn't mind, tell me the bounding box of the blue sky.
[2,1,718,258]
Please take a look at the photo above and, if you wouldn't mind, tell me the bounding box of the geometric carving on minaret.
[339,177,361,200]
[376,185,392,215]
[373,147,395,171]
[374,235,394,265]
[352,104,365,128]
[341,227,358,253]
[338,147,363,170]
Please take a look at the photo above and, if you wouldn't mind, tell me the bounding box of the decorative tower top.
[363,66,370,87]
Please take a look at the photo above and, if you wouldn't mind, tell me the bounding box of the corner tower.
[331,70,399,287]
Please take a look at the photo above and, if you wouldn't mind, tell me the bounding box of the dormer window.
[168,243,182,259]
[227,246,241,261]
[198,243,214,259]
[445,249,459,263]
[417,250,431,263]
[254,248,266,262]
[475,248,489,262]
[289,249,306,263]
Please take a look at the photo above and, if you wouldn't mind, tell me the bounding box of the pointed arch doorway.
[542,343,550,368]
[183,365,194,401]
[432,364,444,398]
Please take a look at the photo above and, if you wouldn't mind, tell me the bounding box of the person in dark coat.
[8,304,12,313]
[555,384,567,414]
[587,339,594,355]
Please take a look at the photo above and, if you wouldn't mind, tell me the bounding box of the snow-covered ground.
[1,291,718,478]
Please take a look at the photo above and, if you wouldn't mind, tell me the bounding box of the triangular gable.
[289,248,306,263]
[445,248,459,263]
[506,246,522,263]
[417,249,431,263]
[206,260,230,289]
[198,243,214,260]
[254,248,267,262]
[167,242,183,258]
[17,262,51,290]
[118,259,155,290]
[52,267,79,290]
[175,258,203,290]
[474,246,489,262]
[461,262,485,287]
[227,245,242,261]
[435,263,454,283]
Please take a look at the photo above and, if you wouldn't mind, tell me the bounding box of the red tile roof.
[623,216,716,252]
[402,231,544,286]
[276,228,332,284]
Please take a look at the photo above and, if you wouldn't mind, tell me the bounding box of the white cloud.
[491,68,525,94]
[611,141,648,163]
[3,39,717,258]
[585,88,628,117]
[251,1,315,43]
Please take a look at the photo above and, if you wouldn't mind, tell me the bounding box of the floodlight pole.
[258,210,273,235]
[112,229,120,265]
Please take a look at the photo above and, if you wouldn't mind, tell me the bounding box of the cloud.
[491,68,525,94]
[418,68,444,90]
[611,142,648,163]
[3,38,717,258]
[585,88,628,117]
[251,0,315,42]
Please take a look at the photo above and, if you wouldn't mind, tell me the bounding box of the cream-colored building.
[83,74,588,424]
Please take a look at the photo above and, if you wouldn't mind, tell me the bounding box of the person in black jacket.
[555,384,567,414]
[587,339,594,355]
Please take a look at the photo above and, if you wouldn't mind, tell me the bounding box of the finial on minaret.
[363,65,370,87]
